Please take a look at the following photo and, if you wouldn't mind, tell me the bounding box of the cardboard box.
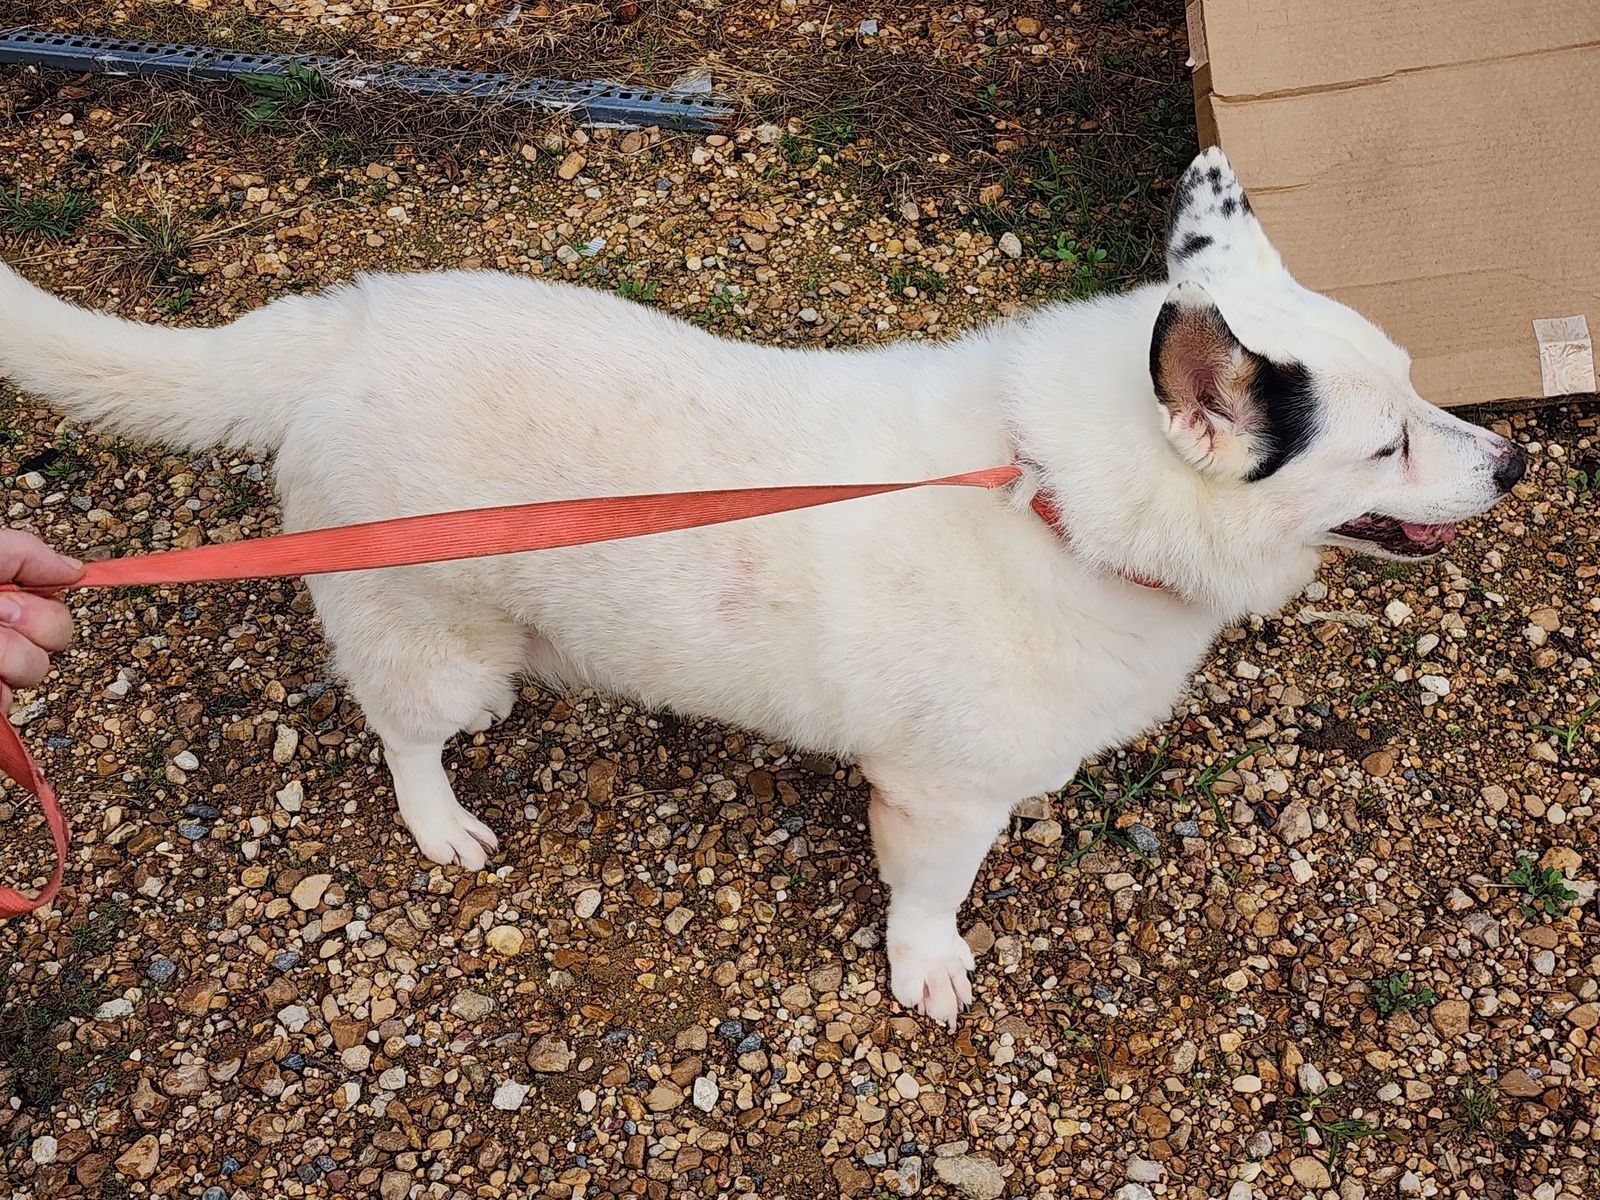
[1187,0,1600,407]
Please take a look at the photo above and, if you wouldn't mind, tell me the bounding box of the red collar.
[1022,464,1170,592]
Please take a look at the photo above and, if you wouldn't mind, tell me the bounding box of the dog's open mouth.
[1329,514,1458,557]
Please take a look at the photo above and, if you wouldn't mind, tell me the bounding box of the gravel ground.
[1,4,1596,1200]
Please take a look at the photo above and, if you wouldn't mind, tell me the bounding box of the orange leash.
[0,466,1023,918]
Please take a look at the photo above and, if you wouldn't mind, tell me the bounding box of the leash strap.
[0,466,1022,918]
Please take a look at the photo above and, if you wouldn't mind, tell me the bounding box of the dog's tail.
[0,261,349,452]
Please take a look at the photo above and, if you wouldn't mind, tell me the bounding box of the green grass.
[886,266,946,296]
[1457,1076,1501,1135]
[1190,744,1265,831]
[1060,740,1171,866]
[1370,972,1436,1017]
[616,279,659,303]
[1290,1089,1395,1179]
[1527,697,1600,755]
[1506,853,1578,919]
[0,188,97,239]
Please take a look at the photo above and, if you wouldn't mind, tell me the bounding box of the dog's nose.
[1493,444,1527,493]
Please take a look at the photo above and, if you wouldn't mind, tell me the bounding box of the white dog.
[0,149,1522,1025]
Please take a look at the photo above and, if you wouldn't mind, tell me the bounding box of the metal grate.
[0,27,733,130]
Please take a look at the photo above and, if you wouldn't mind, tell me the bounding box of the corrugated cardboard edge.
[1533,316,1596,397]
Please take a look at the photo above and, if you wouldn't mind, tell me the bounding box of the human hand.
[0,531,82,710]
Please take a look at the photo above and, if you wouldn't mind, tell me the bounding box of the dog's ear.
[1151,281,1313,481]
[1165,147,1283,281]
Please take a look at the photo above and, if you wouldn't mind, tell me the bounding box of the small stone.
[115,1134,160,1180]
[1498,1069,1543,1098]
[30,1136,58,1165]
[646,1082,683,1112]
[1126,1156,1165,1182]
[145,958,178,985]
[1174,819,1200,837]
[1567,1002,1599,1030]
[933,1155,1004,1200]
[1297,1063,1327,1094]
[1463,911,1501,949]
[1291,1156,1333,1189]
[1362,749,1396,777]
[1113,1187,1154,1200]
[895,1071,920,1100]
[492,1080,530,1110]
[998,231,1022,258]
[172,750,199,771]
[277,1004,310,1033]
[692,1076,719,1112]
[1234,660,1261,680]
[290,873,332,911]
[1376,1082,1402,1103]
[1014,16,1041,35]
[1533,949,1556,976]
[273,725,300,764]
[1022,818,1062,847]
[1102,872,1135,891]
[557,151,586,180]
[450,990,494,1020]
[95,998,133,1020]
[1290,859,1315,885]
[1385,599,1413,626]
[276,781,304,812]
[486,925,524,956]
[1430,999,1471,1038]
[528,1036,574,1073]
[1127,824,1161,856]
[798,307,820,323]
[574,888,602,919]
[1419,673,1451,696]
[378,1067,407,1090]
[1232,1074,1262,1093]
[1245,1130,1273,1159]
[1304,581,1328,601]
[1415,633,1440,656]
[1274,799,1313,844]
[1399,1171,1423,1193]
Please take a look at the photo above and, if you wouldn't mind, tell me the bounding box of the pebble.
[486,925,525,956]
[574,888,602,919]
[1291,1156,1333,1189]
[1385,599,1413,625]
[172,750,199,770]
[278,1004,310,1032]
[290,873,332,911]
[1297,1062,1327,1094]
[177,822,209,840]
[378,1067,407,1091]
[1127,823,1160,856]
[272,950,302,972]
[1274,799,1313,844]
[998,231,1022,258]
[934,1155,1005,1200]
[1532,949,1556,976]
[1113,1187,1154,1200]
[492,1080,529,1110]
[1232,1074,1262,1093]
[449,989,494,1020]
[30,1136,58,1165]
[1418,673,1451,695]
[276,780,305,812]
[895,1071,920,1100]
[273,724,300,763]
[95,998,133,1020]
[692,1075,719,1111]
[1126,1156,1165,1182]
[1173,819,1200,837]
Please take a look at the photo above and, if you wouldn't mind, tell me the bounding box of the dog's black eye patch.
[1372,443,1400,460]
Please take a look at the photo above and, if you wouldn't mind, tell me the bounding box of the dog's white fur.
[0,150,1518,1025]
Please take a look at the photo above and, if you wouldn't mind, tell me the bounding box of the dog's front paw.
[889,931,977,1030]
[407,802,500,870]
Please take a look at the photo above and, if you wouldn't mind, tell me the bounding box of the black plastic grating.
[0,27,732,129]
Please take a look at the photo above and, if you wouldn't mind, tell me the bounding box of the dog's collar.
[1016,457,1169,592]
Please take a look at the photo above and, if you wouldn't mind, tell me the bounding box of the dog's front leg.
[867,779,1010,1030]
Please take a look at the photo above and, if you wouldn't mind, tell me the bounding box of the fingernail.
[63,556,84,572]
[0,597,19,623]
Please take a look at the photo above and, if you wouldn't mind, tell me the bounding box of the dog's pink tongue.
[1401,522,1457,544]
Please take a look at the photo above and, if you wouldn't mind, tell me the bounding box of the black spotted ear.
[1166,147,1284,280]
[1151,282,1316,480]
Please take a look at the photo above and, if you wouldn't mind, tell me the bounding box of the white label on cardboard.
[1185,0,1208,70]
[1532,315,1595,396]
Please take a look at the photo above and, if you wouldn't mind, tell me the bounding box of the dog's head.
[1150,148,1524,561]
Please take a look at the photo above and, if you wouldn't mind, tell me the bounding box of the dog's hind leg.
[864,768,1010,1029]
[311,573,529,870]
